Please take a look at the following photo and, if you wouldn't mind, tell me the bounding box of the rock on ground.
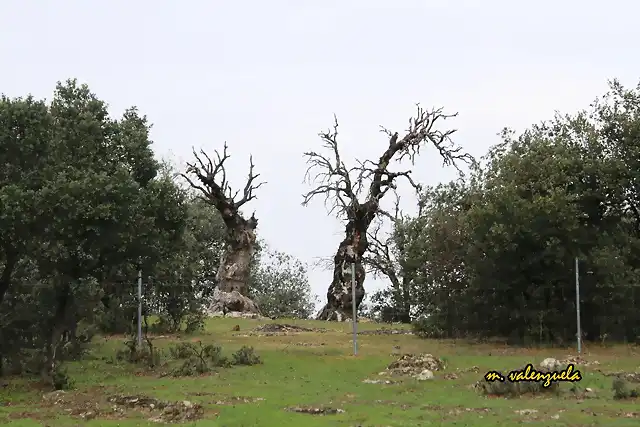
[204,288,261,316]
[380,353,445,379]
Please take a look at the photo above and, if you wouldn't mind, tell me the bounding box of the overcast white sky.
[2,0,638,309]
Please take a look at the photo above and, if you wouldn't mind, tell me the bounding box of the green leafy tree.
[407,79,640,344]
[249,245,317,319]
[0,80,188,384]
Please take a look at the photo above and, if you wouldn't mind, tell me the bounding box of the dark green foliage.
[411,316,446,339]
[231,346,262,366]
[374,79,640,344]
[0,80,191,386]
[248,243,317,319]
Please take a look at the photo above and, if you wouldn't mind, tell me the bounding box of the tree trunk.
[0,246,18,306]
[396,277,412,323]
[317,219,368,321]
[41,283,75,387]
[208,215,261,315]
[216,223,255,295]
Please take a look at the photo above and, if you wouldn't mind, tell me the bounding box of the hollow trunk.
[208,215,261,315]
[317,215,370,321]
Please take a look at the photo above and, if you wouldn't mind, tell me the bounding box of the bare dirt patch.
[236,323,327,337]
[357,328,413,336]
[39,390,205,423]
[598,370,640,382]
[108,394,205,423]
[185,392,265,405]
[285,406,345,415]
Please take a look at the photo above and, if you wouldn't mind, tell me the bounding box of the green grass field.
[2,317,640,426]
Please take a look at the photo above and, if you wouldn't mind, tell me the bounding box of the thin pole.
[137,269,143,347]
[575,257,582,354]
[351,262,358,356]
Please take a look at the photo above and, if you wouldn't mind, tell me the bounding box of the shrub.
[232,346,262,366]
[412,316,446,339]
[168,341,231,376]
[613,377,640,399]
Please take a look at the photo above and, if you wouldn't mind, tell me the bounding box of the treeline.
[369,80,640,345]
[0,80,315,385]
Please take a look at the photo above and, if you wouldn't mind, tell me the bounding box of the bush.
[412,316,446,339]
[51,365,74,391]
[169,341,231,376]
[613,378,640,399]
[59,322,98,361]
[232,346,262,366]
[116,335,162,368]
[477,378,560,397]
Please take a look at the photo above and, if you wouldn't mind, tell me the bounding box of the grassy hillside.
[2,317,640,426]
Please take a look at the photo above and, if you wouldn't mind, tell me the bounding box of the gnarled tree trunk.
[217,218,256,295]
[208,216,261,314]
[181,144,265,317]
[317,210,371,321]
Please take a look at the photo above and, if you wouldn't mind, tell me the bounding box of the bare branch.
[362,217,398,282]
[180,142,266,219]
[302,116,359,217]
[302,105,473,224]
[310,255,335,272]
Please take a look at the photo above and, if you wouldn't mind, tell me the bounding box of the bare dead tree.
[303,104,474,321]
[181,142,265,313]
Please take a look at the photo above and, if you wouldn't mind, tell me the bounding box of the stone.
[416,369,434,380]
[540,358,561,371]
[205,288,261,316]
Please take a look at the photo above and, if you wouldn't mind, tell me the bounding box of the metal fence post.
[351,262,357,356]
[575,257,582,354]
[137,269,143,347]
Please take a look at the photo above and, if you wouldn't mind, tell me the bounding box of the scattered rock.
[286,406,345,415]
[108,394,204,423]
[257,324,316,333]
[294,342,326,347]
[362,379,396,384]
[560,355,600,367]
[515,409,538,416]
[416,369,434,380]
[212,396,265,405]
[380,353,446,378]
[443,373,459,380]
[358,328,413,336]
[240,323,327,336]
[598,370,640,382]
[79,410,97,420]
[42,390,67,405]
[540,358,562,371]
[446,407,491,416]
[458,366,480,374]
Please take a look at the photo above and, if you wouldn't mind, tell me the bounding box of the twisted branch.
[181,142,265,223]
